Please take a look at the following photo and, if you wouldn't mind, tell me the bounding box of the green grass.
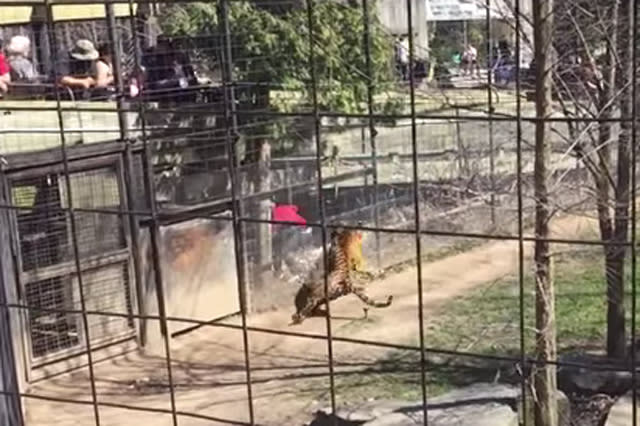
[316,247,639,403]
[426,249,608,357]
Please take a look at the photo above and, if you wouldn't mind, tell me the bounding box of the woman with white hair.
[6,35,36,82]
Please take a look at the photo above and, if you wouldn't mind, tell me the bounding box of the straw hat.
[70,39,99,61]
[6,35,30,56]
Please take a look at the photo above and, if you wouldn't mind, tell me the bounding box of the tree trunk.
[593,0,626,360]
[608,0,633,360]
[532,0,558,424]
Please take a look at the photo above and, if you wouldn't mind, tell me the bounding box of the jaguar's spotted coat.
[290,227,393,325]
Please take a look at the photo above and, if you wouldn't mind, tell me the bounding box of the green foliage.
[160,0,395,113]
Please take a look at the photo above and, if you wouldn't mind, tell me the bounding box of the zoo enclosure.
[0,0,638,425]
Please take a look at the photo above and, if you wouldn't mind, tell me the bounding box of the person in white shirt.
[462,44,479,77]
[396,36,410,80]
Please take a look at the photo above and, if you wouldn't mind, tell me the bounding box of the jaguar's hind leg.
[353,286,393,308]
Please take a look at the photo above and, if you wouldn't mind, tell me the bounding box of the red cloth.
[272,204,307,229]
[0,54,9,76]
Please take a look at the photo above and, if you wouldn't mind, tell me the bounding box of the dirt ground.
[23,214,597,426]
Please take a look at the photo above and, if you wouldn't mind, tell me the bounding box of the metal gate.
[3,154,136,380]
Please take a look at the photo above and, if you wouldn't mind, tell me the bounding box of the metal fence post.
[220,0,256,423]
[126,1,178,424]
[362,0,382,269]
[405,1,429,424]
[514,0,528,422]
[485,0,496,227]
[305,0,338,414]
[44,1,101,424]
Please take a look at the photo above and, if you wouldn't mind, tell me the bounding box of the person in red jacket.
[272,204,310,273]
[0,39,12,94]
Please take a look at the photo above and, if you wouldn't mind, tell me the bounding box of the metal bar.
[405,1,429,424]
[514,0,528,422]
[3,128,134,133]
[485,0,496,226]
[4,103,639,124]
[2,141,133,173]
[106,0,143,346]
[630,0,638,422]
[43,1,101,424]
[305,0,337,414]
[4,300,638,373]
[361,0,381,269]
[220,0,255,422]
[175,214,640,248]
[0,0,215,5]
[170,310,241,339]
[126,1,178,424]
[268,146,566,165]
[0,388,252,426]
[105,3,129,140]
[0,195,635,248]
[123,145,146,346]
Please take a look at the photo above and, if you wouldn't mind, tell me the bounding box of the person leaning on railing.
[59,39,114,97]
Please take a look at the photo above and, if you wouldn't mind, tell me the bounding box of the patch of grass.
[424,248,639,357]
[325,247,639,403]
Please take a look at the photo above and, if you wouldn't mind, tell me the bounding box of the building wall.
[377,0,429,58]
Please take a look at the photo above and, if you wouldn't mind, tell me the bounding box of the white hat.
[7,35,30,56]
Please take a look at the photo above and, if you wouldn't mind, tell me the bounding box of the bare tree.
[505,0,630,359]
[553,0,631,359]
[532,0,558,424]
[610,0,633,361]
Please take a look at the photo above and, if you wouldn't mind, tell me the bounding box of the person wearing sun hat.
[60,39,98,89]
[60,39,113,92]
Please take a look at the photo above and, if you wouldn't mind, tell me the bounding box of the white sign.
[426,0,505,22]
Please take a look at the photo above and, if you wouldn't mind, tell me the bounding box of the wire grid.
[11,175,69,271]
[0,0,637,425]
[8,164,134,365]
[25,276,80,359]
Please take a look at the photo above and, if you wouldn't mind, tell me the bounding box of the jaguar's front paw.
[289,313,304,326]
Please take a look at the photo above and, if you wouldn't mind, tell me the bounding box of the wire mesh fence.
[0,0,638,425]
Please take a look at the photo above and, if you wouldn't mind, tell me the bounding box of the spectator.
[6,35,37,83]
[142,37,198,103]
[60,39,98,90]
[59,39,113,91]
[145,37,193,90]
[461,43,479,77]
[395,36,410,81]
[0,39,11,94]
[92,43,114,89]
